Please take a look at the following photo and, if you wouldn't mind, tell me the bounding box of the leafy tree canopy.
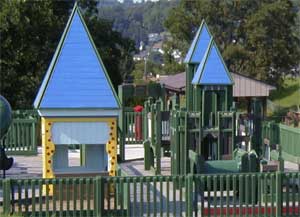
[165,0,300,84]
[0,0,135,108]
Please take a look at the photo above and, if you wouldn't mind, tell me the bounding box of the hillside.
[97,0,179,47]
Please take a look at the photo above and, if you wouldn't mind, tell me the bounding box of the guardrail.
[1,172,299,216]
[262,121,300,163]
[1,117,38,155]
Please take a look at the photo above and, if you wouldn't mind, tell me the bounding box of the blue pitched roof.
[34,3,120,109]
[184,21,212,64]
[191,39,233,85]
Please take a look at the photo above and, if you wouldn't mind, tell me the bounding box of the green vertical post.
[217,112,221,160]
[201,90,205,127]
[155,100,162,174]
[95,176,104,217]
[161,84,167,110]
[3,178,11,215]
[118,85,125,161]
[186,65,194,112]
[276,171,282,217]
[186,174,193,217]
[144,140,151,170]
[32,120,37,153]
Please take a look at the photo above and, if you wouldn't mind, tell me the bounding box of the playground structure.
[119,21,264,176]
[1,4,300,217]
[33,4,120,182]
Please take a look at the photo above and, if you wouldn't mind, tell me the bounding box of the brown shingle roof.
[159,72,276,97]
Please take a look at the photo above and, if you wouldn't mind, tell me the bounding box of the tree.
[0,0,135,108]
[164,0,300,84]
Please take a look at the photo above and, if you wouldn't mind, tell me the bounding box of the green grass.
[269,77,300,109]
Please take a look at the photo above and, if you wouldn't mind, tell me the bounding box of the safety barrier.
[1,117,38,155]
[262,121,300,164]
[123,109,144,144]
[1,172,299,216]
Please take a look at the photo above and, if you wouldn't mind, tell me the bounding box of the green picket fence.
[1,172,299,216]
[1,110,39,155]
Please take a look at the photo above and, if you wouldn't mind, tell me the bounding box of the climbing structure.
[34,3,120,186]
[185,21,235,160]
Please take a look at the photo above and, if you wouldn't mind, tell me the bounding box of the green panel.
[148,83,161,98]
[135,85,147,97]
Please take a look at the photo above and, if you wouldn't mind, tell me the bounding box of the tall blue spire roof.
[34,3,120,109]
[191,38,233,85]
[184,21,212,64]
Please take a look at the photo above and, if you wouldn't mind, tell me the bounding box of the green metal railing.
[1,117,38,155]
[1,172,299,216]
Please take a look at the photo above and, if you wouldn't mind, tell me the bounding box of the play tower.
[184,21,235,162]
[34,3,120,184]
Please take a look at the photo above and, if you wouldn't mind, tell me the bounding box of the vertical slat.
[38,180,43,216]
[133,178,137,217]
[108,179,111,213]
[80,179,83,217]
[113,178,117,215]
[160,176,163,217]
[153,177,157,216]
[66,178,70,217]
[147,177,150,216]
[45,179,49,216]
[251,175,256,217]
[226,175,230,217]
[24,180,29,214]
[127,179,131,217]
[52,179,56,216]
[179,176,183,216]
[140,177,143,216]
[258,174,262,216]
[31,180,36,215]
[220,175,224,217]
[73,178,77,217]
[59,179,63,217]
[233,175,237,217]
[207,176,211,217]
[286,173,290,217]
[166,177,170,217]
[86,178,91,217]
[18,180,22,213]
[264,174,267,217]
[173,176,176,217]
[271,174,275,217]
[201,176,206,217]
[239,175,243,217]
[245,175,249,217]
[292,173,296,217]
[213,175,217,217]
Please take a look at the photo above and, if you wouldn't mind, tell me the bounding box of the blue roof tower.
[34,3,120,116]
[191,38,233,85]
[184,20,212,64]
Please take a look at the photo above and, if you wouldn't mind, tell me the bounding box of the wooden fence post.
[3,178,12,215]
[186,174,193,217]
[95,176,104,217]
[276,171,282,217]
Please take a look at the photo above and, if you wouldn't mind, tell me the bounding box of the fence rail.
[1,172,300,216]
